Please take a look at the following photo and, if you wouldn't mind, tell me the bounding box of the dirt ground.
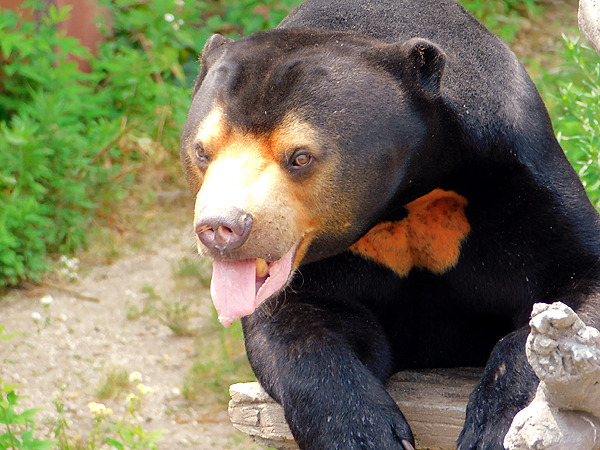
[0,203,263,450]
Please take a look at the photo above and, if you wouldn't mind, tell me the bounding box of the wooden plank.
[229,368,482,450]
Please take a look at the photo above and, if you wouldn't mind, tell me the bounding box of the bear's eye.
[194,143,209,167]
[291,151,313,168]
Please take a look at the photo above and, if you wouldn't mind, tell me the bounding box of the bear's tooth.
[256,258,269,278]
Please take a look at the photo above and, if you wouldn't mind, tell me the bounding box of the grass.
[173,256,213,289]
[158,299,195,336]
[182,314,255,405]
[97,367,131,400]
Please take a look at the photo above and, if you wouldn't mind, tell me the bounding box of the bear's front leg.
[458,326,539,450]
[242,297,415,450]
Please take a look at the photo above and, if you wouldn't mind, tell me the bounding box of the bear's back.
[279,0,600,240]
[280,0,540,149]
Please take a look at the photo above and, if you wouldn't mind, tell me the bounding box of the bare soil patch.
[0,204,262,450]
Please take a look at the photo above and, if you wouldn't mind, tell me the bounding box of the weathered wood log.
[229,368,482,450]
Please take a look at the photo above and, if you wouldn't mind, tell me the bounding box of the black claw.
[401,439,415,450]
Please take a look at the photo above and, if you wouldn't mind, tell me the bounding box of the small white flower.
[128,371,142,383]
[164,13,175,22]
[175,0,184,5]
[88,402,112,417]
[126,393,138,405]
[65,257,79,270]
[137,383,154,395]
[178,19,184,25]
[32,312,42,323]
[172,23,180,31]
[40,294,54,306]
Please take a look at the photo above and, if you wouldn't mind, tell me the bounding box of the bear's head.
[180,29,448,326]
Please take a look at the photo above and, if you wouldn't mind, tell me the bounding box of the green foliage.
[0,0,305,289]
[0,379,55,450]
[537,37,600,208]
[0,4,99,286]
[88,394,163,450]
[0,3,135,287]
[99,0,303,90]
[459,0,541,42]
[0,3,91,121]
[53,383,162,450]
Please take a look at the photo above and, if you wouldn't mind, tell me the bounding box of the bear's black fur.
[180,0,600,448]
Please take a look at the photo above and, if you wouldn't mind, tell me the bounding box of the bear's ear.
[192,34,235,98]
[401,38,446,100]
[369,38,446,102]
[202,34,234,59]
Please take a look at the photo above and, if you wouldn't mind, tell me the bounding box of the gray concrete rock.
[505,302,600,450]
[579,0,600,55]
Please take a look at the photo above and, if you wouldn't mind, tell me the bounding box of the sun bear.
[180,0,600,448]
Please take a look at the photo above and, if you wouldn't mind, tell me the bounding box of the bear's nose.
[195,208,253,254]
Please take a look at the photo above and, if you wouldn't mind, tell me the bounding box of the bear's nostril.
[196,224,213,234]
[195,209,253,254]
[215,225,235,245]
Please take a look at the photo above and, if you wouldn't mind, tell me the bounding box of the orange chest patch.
[350,189,471,277]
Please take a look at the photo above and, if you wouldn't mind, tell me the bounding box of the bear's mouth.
[210,244,299,327]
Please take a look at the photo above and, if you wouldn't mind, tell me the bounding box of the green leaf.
[18,408,44,422]
[6,391,18,407]
[105,437,125,449]
[0,35,14,58]
[7,64,49,84]
[45,3,72,25]
[0,325,20,341]
[206,15,225,30]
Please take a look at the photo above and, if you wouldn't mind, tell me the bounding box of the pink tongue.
[209,247,296,328]
[210,259,256,328]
